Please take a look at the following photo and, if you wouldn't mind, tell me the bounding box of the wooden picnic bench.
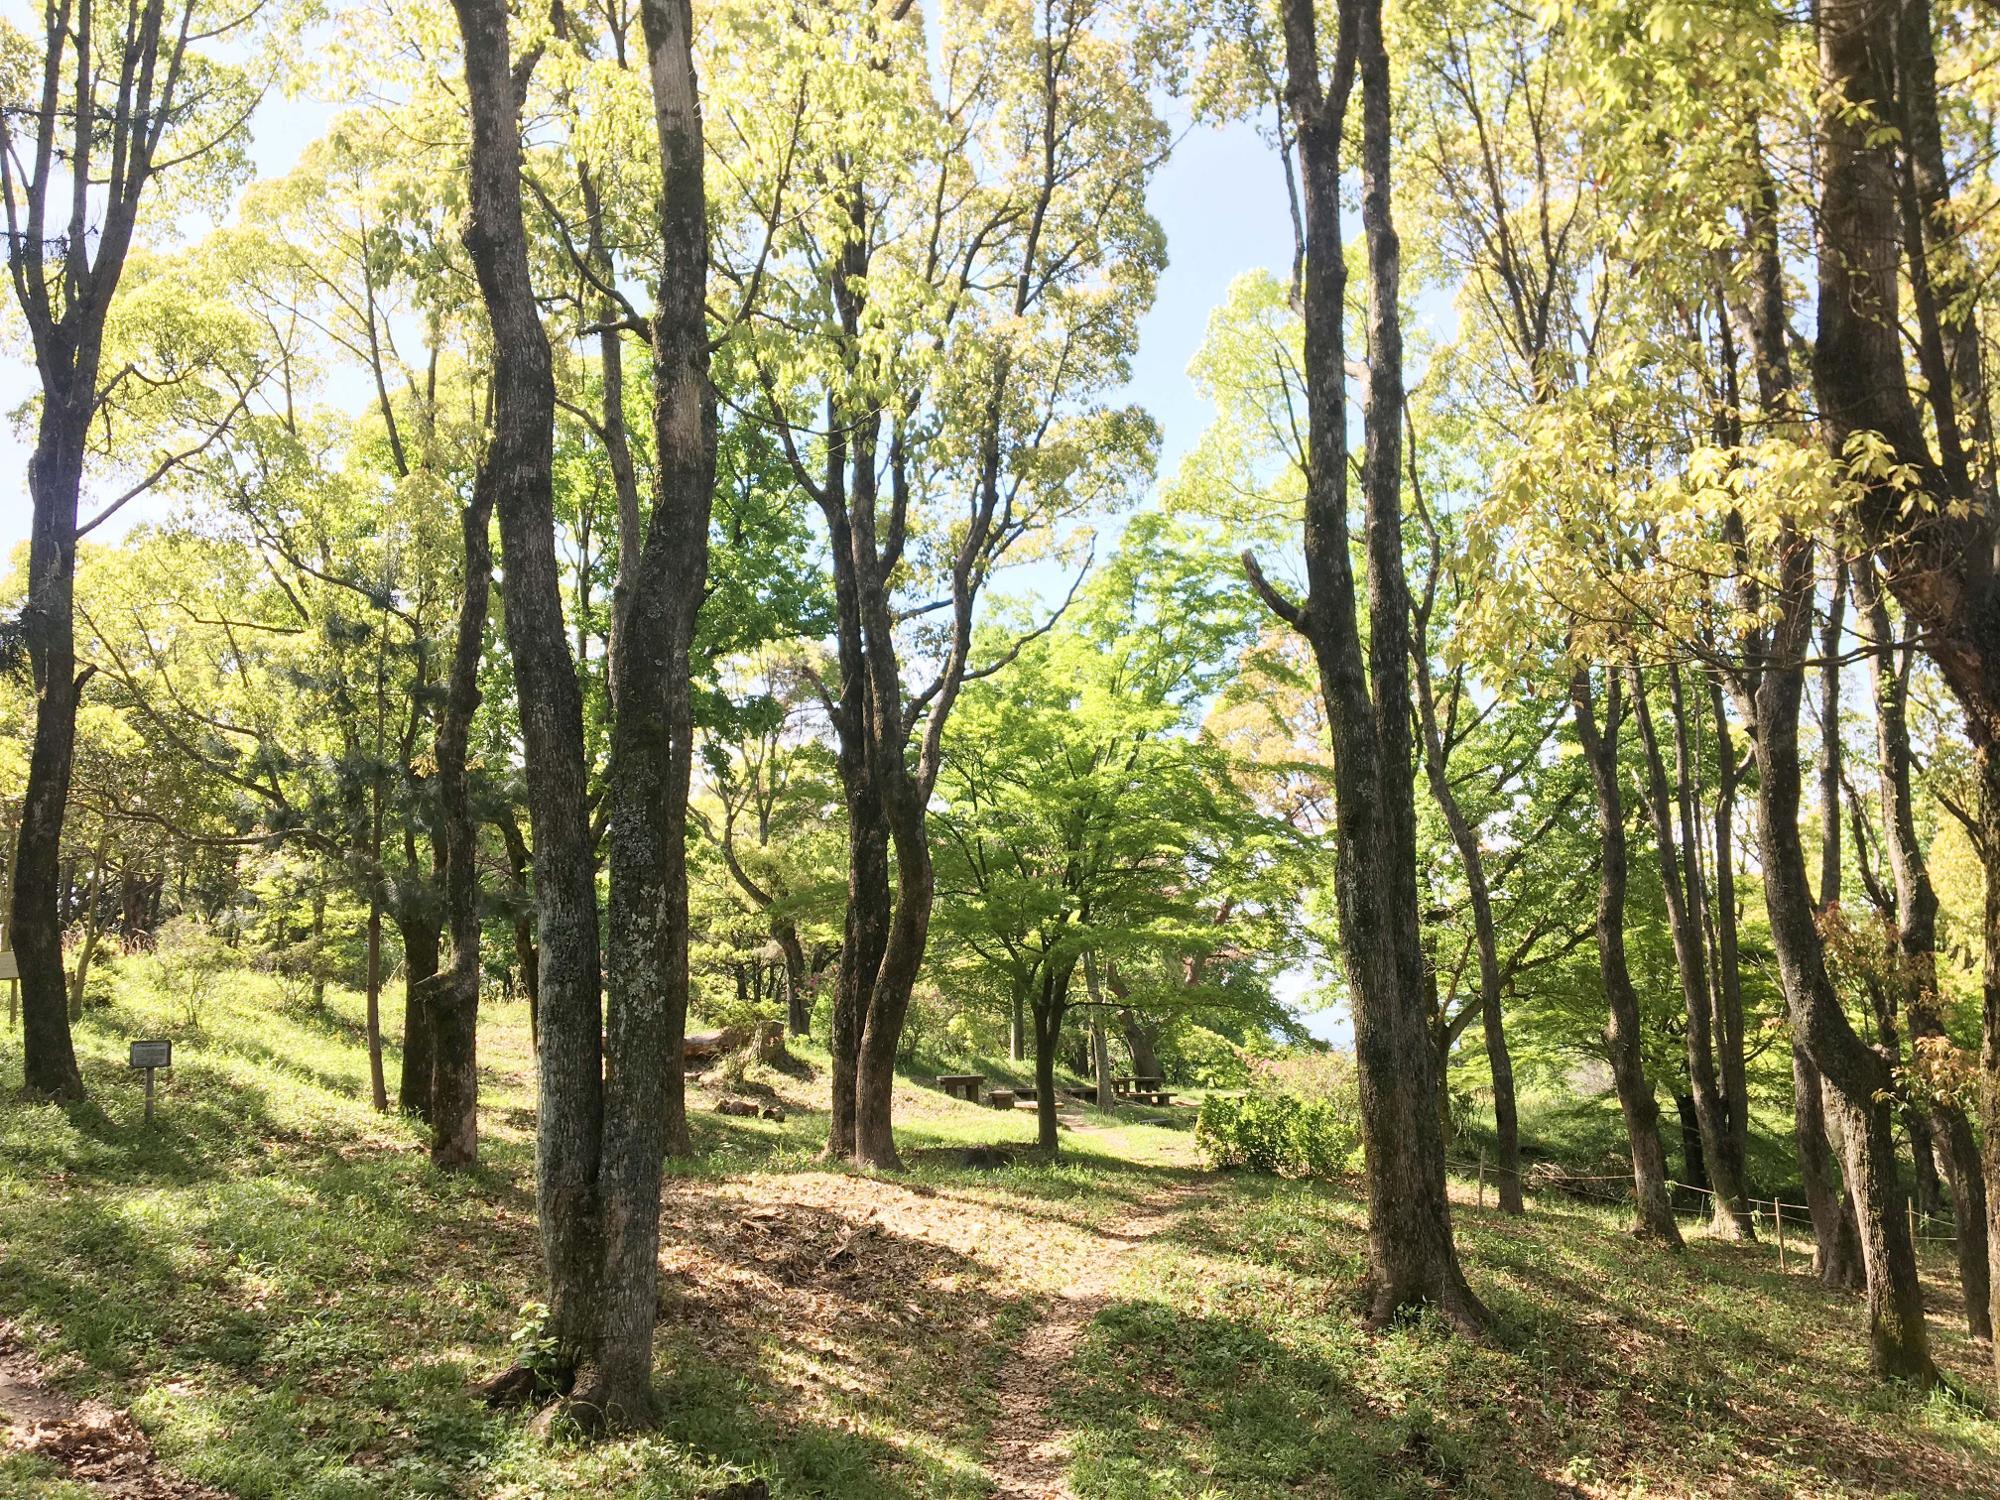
[987,1088,1017,1109]
[936,1073,984,1102]
[1113,1075,1174,1106]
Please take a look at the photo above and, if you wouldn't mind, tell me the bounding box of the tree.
[451,0,714,1426]
[0,0,263,1098]
[1807,0,2000,1377]
[1570,668,1683,1244]
[1242,0,1485,1332]
[933,520,1291,1153]
[740,0,1166,1168]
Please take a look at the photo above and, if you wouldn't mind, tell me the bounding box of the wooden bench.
[936,1073,984,1102]
[1124,1090,1174,1106]
[987,1088,1017,1109]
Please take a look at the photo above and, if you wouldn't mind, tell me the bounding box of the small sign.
[0,951,17,981]
[129,1039,172,1069]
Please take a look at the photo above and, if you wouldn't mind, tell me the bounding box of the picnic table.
[1113,1075,1174,1106]
[936,1073,984,1102]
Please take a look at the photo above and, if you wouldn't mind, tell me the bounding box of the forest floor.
[3,965,1999,1499]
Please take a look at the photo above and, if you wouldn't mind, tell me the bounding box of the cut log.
[686,1026,750,1064]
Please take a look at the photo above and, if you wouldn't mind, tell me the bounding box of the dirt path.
[0,1324,223,1498]
[983,1110,1203,1500]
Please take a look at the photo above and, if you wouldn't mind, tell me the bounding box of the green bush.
[1194,1089,1359,1179]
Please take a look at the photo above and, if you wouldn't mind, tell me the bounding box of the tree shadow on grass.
[1059,1298,1583,1499]
[654,1191,1040,1498]
[1173,1180,2000,1497]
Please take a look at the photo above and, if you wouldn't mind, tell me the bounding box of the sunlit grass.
[4,954,1994,1498]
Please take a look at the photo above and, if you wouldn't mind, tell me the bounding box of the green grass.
[1063,1178,1998,1498]
[4,952,1996,1497]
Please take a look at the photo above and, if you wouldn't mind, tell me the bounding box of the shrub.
[1195,1089,1360,1179]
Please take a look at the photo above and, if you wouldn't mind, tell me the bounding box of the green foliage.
[1194,1090,1359,1180]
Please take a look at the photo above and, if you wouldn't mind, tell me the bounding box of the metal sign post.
[129,1039,172,1123]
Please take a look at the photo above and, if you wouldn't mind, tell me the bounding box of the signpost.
[0,950,16,1029]
[130,1039,172,1123]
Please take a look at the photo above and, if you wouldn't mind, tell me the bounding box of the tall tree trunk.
[309,886,328,1013]
[397,906,442,1122]
[1573,670,1683,1245]
[1706,678,1751,1181]
[1250,0,1484,1331]
[13,390,90,1101]
[1794,1048,1866,1289]
[1084,951,1115,1110]
[365,888,389,1113]
[1031,963,1072,1154]
[1854,560,1991,1336]
[854,788,933,1169]
[1746,531,1936,1385]
[1631,666,1753,1238]
[4,0,212,1101]
[66,838,109,1021]
[452,0,605,1381]
[827,768,889,1161]
[1414,621,1522,1213]
[565,0,716,1425]
[428,467,495,1171]
[496,811,538,1043]
[775,921,809,1037]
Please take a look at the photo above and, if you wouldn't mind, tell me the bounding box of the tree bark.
[1630,666,1753,1238]
[1745,530,1936,1385]
[451,0,605,1381]
[495,811,538,1043]
[1794,1047,1866,1289]
[775,921,810,1037]
[1030,962,1074,1154]
[13,389,91,1101]
[1253,0,1484,1331]
[365,887,389,1113]
[826,760,889,1161]
[66,838,109,1021]
[397,904,441,1122]
[428,456,495,1171]
[1706,678,1751,1183]
[1572,670,1683,1245]
[1853,559,1990,1336]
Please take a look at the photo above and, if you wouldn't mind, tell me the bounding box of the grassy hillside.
[2,953,1995,1498]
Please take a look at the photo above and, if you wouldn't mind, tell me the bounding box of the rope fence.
[1440,1151,1965,1270]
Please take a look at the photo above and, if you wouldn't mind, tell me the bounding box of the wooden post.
[1478,1148,1487,1209]
[1909,1198,1919,1260]
[144,1065,155,1125]
[1775,1199,1786,1274]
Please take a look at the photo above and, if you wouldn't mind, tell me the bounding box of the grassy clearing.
[3,954,1995,1497]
